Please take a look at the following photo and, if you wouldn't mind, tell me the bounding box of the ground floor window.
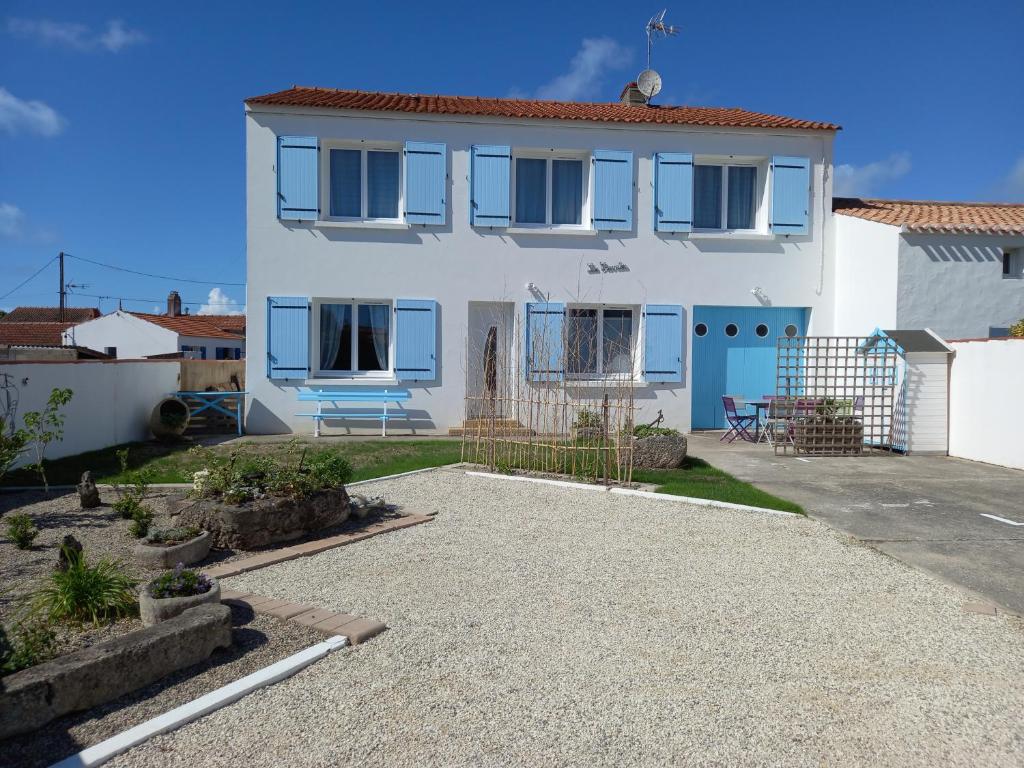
[565,307,635,377]
[215,347,241,360]
[317,301,390,374]
[180,344,206,360]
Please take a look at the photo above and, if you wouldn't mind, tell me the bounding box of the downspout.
[816,138,830,297]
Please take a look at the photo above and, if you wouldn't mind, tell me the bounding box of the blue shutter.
[525,302,565,382]
[395,299,437,381]
[643,304,683,383]
[470,145,511,226]
[592,150,633,231]
[653,152,693,233]
[771,156,810,235]
[277,136,319,220]
[404,142,446,225]
[266,296,310,379]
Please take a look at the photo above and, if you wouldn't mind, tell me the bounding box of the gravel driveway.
[111,468,1024,767]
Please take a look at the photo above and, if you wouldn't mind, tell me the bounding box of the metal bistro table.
[175,390,248,436]
[748,400,770,442]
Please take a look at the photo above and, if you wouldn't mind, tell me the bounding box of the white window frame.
[312,298,394,379]
[692,156,768,234]
[564,304,639,380]
[320,142,404,224]
[511,150,591,230]
[1003,248,1024,279]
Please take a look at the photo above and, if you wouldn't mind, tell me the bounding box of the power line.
[72,292,223,308]
[64,253,245,286]
[0,255,58,300]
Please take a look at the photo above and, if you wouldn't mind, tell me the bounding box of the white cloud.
[7,18,146,53]
[197,288,244,316]
[0,87,64,136]
[0,203,25,237]
[995,155,1024,202]
[534,38,631,101]
[834,152,912,197]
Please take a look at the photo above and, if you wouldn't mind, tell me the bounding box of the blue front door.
[691,306,809,429]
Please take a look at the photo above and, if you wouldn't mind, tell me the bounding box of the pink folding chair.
[721,396,757,442]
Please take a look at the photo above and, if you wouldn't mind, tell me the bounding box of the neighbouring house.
[65,292,246,360]
[834,198,1024,339]
[0,306,107,360]
[242,84,1024,435]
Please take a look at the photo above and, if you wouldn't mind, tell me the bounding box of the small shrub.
[128,505,154,538]
[34,545,137,625]
[0,618,57,676]
[5,513,39,549]
[304,450,352,489]
[573,408,602,429]
[632,425,681,439]
[1010,318,1024,338]
[147,563,213,599]
[112,494,143,519]
[0,429,28,483]
[145,526,201,546]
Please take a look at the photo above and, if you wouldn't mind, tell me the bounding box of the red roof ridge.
[836,197,1024,209]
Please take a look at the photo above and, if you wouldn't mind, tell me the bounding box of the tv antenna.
[637,9,679,103]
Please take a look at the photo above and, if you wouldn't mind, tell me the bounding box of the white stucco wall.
[1,359,181,465]
[947,339,1024,470]
[64,312,245,360]
[897,233,1024,339]
[833,215,900,335]
[245,105,836,434]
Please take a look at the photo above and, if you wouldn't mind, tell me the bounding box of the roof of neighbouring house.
[127,312,245,340]
[245,86,841,132]
[0,306,100,323]
[834,198,1024,235]
[0,321,77,346]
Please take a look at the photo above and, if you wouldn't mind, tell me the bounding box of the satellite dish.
[636,69,662,100]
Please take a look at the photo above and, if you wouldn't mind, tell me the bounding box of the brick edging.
[220,591,386,645]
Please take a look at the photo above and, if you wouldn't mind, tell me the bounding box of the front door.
[691,306,809,429]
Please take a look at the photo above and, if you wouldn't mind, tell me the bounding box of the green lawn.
[3,438,800,513]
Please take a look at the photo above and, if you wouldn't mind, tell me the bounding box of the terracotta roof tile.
[0,322,73,346]
[0,307,100,323]
[834,198,1024,235]
[129,312,245,340]
[245,86,840,132]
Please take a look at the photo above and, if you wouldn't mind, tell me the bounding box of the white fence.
[1,360,181,466]
[948,339,1024,471]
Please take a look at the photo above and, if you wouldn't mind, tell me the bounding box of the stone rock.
[134,529,212,569]
[0,604,232,740]
[349,494,386,520]
[56,535,83,571]
[139,578,222,627]
[76,471,101,509]
[629,434,688,469]
[177,487,351,549]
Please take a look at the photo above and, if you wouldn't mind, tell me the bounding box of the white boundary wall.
[1,360,181,465]
[948,339,1024,470]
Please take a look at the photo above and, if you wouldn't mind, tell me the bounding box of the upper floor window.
[215,347,241,360]
[694,164,758,231]
[317,300,391,375]
[1003,248,1023,279]
[513,154,586,227]
[327,146,401,221]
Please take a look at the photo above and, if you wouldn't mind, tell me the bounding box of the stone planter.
[626,434,688,469]
[150,396,190,441]
[792,417,864,456]
[134,530,211,569]
[139,578,221,627]
[176,487,351,549]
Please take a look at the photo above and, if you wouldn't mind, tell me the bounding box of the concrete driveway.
[690,433,1024,615]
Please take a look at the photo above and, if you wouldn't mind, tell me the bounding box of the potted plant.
[134,525,211,569]
[139,564,220,626]
[149,397,191,441]
[791,398,864,456]
[625,424,688,469]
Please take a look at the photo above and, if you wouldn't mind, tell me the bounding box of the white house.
[834,199,1024,339]
[243,84,1023,436]
[66,292,245,360]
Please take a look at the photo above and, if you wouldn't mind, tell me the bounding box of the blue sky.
[2,0,1022,314]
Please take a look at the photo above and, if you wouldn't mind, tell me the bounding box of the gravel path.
[2,604,322,768]
[110,468,1024,767]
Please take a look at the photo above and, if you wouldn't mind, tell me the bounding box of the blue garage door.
[692,306,809,429]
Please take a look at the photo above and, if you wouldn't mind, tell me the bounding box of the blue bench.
[296,388,412,437]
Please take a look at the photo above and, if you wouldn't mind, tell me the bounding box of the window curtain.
[330,149,361,217]
[515,158,547,223]
[359,304,390,371]
[727,166,757,229]
[367,151,399,218]
[551,159,582,225]
[319,303,349,370]
[693,165,722,229]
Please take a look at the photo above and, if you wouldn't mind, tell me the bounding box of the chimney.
[167,291,182,317]
[619,82,646,106]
